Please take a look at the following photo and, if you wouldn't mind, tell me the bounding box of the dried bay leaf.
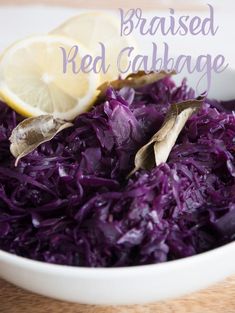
[128,96,205,177]
[10,115,73,166]
[97,70,175,101]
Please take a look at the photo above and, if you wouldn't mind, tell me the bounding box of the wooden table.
[0,0,205,10]
[1,276,235,313]
[0,1,234,312]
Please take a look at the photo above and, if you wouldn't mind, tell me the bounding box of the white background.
[0,1,234,67]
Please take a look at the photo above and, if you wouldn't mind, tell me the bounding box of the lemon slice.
[52,12,138,83]
[0,35,100,120]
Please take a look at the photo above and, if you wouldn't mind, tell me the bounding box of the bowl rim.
[0,241,235,277]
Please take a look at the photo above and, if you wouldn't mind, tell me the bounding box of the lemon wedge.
[0,35,100,120]
[52,12,138,83]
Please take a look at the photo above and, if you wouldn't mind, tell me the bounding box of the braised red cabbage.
[0,77,234,267]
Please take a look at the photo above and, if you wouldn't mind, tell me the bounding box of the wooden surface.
[1,276,235,313]
[0,1,234,312]
[0,0,205,10]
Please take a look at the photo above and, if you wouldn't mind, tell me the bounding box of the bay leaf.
[128,96,205,177]
[97,70,175,101]
[10,115,73,166]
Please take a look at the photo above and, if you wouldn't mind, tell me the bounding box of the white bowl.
[0,242,235,305]
[0,68,235,305]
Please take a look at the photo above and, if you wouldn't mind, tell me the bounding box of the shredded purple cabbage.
[0,77,234,267]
